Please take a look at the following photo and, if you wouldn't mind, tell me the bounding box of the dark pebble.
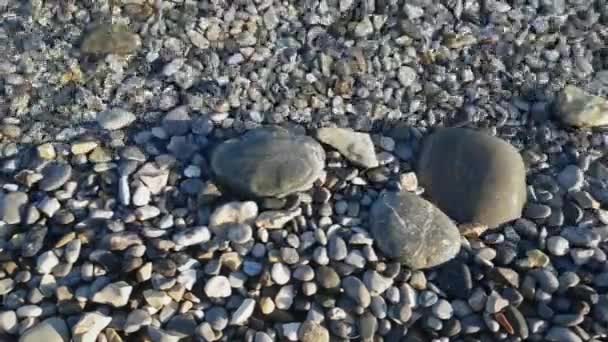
[436,260,472,299]
[504,305,529,339]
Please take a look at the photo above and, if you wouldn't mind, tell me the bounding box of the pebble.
[432,299,454,320]
[0,310,17,334]
[271,263,291,285]
[124,309,151,334]
[316,266,340,289]
[209,201,258,231]
[16,305,42,318]
[547,236,570,256]
[299,320,329,342]
[39,162,72,191]
[342,276,371,308]
[96,108,136,130]
[19,317,69,342]
[132,185,151,206]
[72,312,112,342]
[282,322,301,341]
[275,285,295,310]
[36,251,59,274]
[315,127,378,168]
[91,281,133,307]
[0,191,28,224]
[230,299,255,325]
[172,226,211,247]
[204,276,231,298]
[206,307,228,331]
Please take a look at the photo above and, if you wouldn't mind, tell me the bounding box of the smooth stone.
[204,276,231,298]
[209,201,258,233]
[72,312,112,342]
[124,309,151,334]
[172,226,211,247]
[342,276,371,308]
[230,298,255,325]
[555,85,608,127]
[36,251,59,274]
[275,285,295,310]
[316,266,340,289]
[19,317,69,342]
[369,190,460,269]
[298,320,330,342]
[81,24,141,55]
[91,281,133,307]
[0,310,17,334]
[363,270,393,296]
[96,108,136,130]
[315,127,378,168]
[0,191,28,224]
[547,236,570,256]
[359,312,377,341]
[132,185,151,206]
[271,263,291,285]
[205,307,228,331]
[282,322,301,341]
[417,128,526,227]
[39,162,72,191]
[503,305,529,339]
[226,223,253,244]
[210,127,325,198]
[432,299,454,320]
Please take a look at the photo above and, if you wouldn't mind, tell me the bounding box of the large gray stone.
[19,317,70,342]
[370,190,460,269]
[210,127,325,198]
[417,128,526,228]
[555,85,608,127]
[315,127,378,168]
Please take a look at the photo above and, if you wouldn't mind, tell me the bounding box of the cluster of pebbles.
[1,0,608,341]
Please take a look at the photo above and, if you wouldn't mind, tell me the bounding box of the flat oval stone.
[39,162,72,191]
[210,127,325,198]
[369,190,461,269]
[418,128,526,228]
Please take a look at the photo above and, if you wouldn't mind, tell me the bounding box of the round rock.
[210,127,325,198]
[417,128,526,228]
[369,190,461,269]
[204,276,232,298]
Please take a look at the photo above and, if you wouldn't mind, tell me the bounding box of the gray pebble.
[557,165,584,191]
[547,236,570,256]
[432,299,454,320]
